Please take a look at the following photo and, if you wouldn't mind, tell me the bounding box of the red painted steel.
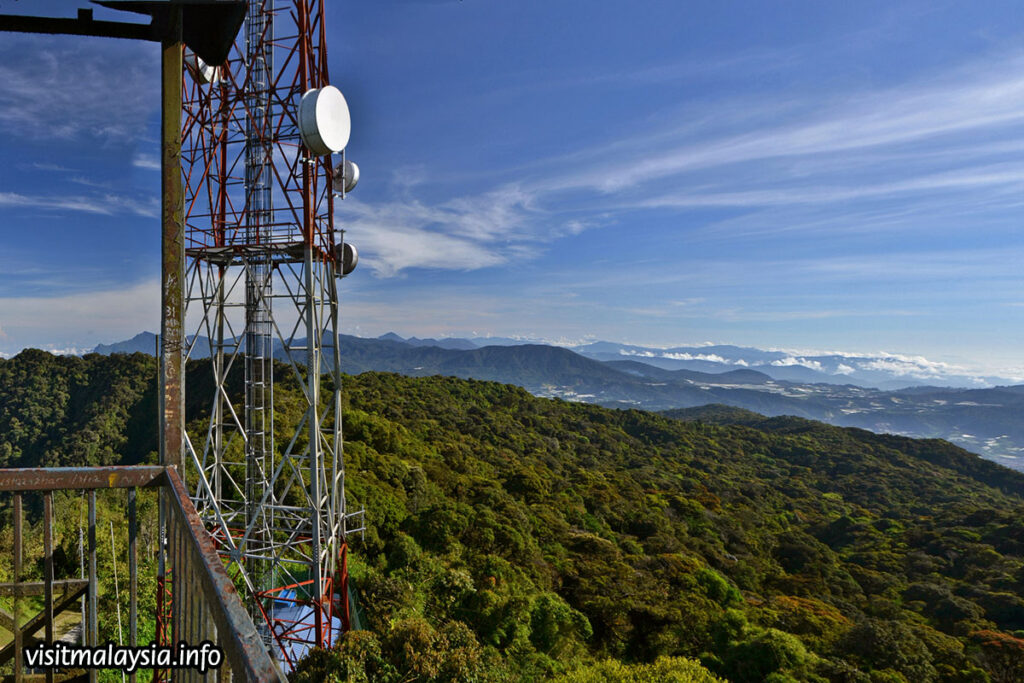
[180,0,355,665]
[0,466,166,491]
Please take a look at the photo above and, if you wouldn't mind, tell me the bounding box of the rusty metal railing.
[0,466,287,682]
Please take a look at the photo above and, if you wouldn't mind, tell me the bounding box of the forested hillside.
[0,349,158,468]
[1,351,1023,681]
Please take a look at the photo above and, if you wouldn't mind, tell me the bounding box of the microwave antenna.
[179,0,362,666]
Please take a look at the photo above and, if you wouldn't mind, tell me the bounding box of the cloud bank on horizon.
[0,0,1023,375]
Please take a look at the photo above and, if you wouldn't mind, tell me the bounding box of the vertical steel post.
[161,4,185,473]
[13,493,22,683]
[243,0,275,626]
[304,244,323,645]
[79,525,85,646]
[160,13,184,678]
[88,490,97,683]
[329,264,345,633]
[298,1,324,646]
[172,513,180,651]
[43,493,54,683]
[128,488,138,683]
[156,333,162,466]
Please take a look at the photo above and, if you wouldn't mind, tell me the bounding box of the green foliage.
[0,351,158,468]
[761,595,853,653]
[529,593,593,656]
[718,627,817,682]
[291,620,486,683]
[695,568,741,607]
[552,656,724,682]
[4,353,1024,681]
[838,619,938,682]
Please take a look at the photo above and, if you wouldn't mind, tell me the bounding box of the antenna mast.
[180,0,361,665]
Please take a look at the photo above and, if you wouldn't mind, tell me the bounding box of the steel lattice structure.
[178,0,361,667]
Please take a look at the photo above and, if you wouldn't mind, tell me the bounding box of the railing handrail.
[0,465,289,682]
[163,467,288,682]
[0,465,166,491]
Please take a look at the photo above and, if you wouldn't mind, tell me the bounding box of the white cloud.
[858,354,957,379]
[634,162,1024,210]
[132,154,160,171]
[31,162,75,173]
[0,279,158,353]
[42,346,91,356]
[339,201,506,276]
[337,187,547,276]
[342,50,1024,280]
[0,36,157,143]
[770,356,825,372]
[618,349,732,364]
[664,352,728,363]
[554,56,1024,195]
[0,190,157,218]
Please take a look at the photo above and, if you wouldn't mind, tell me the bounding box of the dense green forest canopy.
[1,350,1023,681]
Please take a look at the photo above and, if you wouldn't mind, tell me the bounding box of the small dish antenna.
[185,52,221,84]
[333,242,358,276]
[333,159,359,193]
[298,85,351,156]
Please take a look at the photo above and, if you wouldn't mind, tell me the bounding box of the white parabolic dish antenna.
[185,53,221,84]
[298,85,351,156]
[334,159,360,193]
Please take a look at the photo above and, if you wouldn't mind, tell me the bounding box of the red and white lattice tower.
[179,0,362,666]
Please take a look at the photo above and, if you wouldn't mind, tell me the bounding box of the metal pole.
[304,244,324,646]
[43,493,54,683]
[79,522,85,647]
[129,489,138,683]
[109,521,126,683]
[13,493,22,683]
[160,19,184,674]
[88,491,97,683]
[161,5,185,473]
[156,333,162,466]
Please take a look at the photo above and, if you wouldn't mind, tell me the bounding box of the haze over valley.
[87,331,1024,472]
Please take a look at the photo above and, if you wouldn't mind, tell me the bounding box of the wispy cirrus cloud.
[342,214,505,276]
[554,56,1024,195]
[30,162,76,173]
[484,46,803,98]
[0,190,157,218]
[338,187,553,275]
[347,50,1024,276]
[132,154,161,171]
[0,35,157,143]
[707,307,921,323]
[632,162,1024,210]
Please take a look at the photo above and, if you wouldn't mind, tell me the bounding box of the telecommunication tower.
[179,0,362,666]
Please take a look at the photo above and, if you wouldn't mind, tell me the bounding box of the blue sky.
[2,1,1024,375]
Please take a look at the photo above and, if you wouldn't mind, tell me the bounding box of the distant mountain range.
[95,331,1013,388]
[570,340,1016,389]
[92,331,1024,471]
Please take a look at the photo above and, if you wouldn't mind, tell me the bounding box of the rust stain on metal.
[165,468,286,681]
[0,467,165,492]
[0,579,88,598]
[160,12,185,474]
[0,466,282,680]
